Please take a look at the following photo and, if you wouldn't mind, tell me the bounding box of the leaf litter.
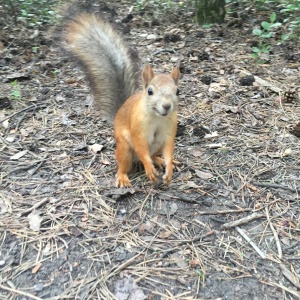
[0,1,300,299]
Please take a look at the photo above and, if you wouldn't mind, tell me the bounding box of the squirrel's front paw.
[145,165,159,183]
[163,170,173,185]
[116,174,132,188]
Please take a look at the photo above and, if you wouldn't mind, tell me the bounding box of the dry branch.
[236,226,266,259]
[221,213,265,229]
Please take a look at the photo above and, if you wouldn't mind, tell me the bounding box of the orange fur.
[66,14,180,187]
[114,65,180,187]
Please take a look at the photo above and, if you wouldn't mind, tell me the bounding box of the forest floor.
[0,1,300,299]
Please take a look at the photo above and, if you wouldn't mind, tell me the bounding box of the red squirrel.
[66,14,180,187]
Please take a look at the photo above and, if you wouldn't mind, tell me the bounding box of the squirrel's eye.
[176,88,180,96]
[148,87,153,96]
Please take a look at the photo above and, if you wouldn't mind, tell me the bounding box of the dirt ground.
[0,1,300,299]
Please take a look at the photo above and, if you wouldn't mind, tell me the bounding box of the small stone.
[34,283,44,292]
[147,34,157,40]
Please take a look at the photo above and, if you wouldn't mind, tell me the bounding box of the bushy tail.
[66,14,138,121]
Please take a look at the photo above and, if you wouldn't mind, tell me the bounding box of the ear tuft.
[142,64,154,87]
[170,61,180,85]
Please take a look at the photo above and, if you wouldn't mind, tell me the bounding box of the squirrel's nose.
[162,103,171,110]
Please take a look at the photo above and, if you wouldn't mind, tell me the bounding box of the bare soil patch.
[1,1,299,299]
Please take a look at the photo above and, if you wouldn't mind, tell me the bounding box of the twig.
[262,280,300,299]
[0,283,43,300]
[279,263,300,289]
[251,181,299,193]
[236,226,266,259]
[28,156,48,176]
[200,208,251,216]
[161,230,215,258]
[19,197,50,217]
[265,207,282,259]
[139,188,153,218]
[153,49,176,56]
[239,69,283,93]
[0,104,45,123]
[221,213,265,229]
[105,252,144,280]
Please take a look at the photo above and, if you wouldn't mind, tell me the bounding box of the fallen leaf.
[170,253,188,268]
[169,219,181,229]
[207,143,223,148]
[114,276,147,300]
[204,131,218,139]
[0,199,9,214]
[169,203,178,215]
[159,230,172,239]
[189,259,201,268]
[245,183,260,192]
[194,170,214,180]
[32,262,42,274]
[28,212,43,231]
[10,150,28,160]
[5,136,15,142]
[138,221,154,235]
[88,143,104,154]
[20,128,29,137]
[212,103,239,113]
[2,119,9,128]
[192,149,203,157]
[282,148,291,157]
[281,236,290,246]
[178,181,201,190]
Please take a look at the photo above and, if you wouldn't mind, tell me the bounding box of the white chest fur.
[147,115,174,156]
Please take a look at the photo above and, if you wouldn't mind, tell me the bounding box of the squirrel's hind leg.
[116,142,133,188]
[152,156,179,169]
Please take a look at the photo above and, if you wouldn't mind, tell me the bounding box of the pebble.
[34,283,44,292]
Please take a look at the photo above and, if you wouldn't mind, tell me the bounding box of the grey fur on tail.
[66,14,139,122]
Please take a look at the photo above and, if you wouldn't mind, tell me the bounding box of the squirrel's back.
[66,14,138,121]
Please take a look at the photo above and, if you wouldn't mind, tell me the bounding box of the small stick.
[0,284,43,300]
[236,226,266,259]
[0,104,43,123]
[28,156,48,176]
[265,207,282,259]
[279,263,300,289]
[262,280,300,298]
[153,49,176,56]
[19,197,50,217]
[161,230,215,258]
[221,213,264,229]
[251,181,299,193]
[200,208,251,216]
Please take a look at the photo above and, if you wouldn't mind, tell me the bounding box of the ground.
[0,1,300,299]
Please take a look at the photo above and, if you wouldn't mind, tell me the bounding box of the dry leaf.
[10,150,28,160]
[159,230,172,239]
[0,199,9,214]
[2,119,9,128]
[28,212,43,231]
[88,143,104,154]
[114,276,147,300]
[282,148,291,157]
[204,131,218,139]
[6,136,15,142]
[170,253,188,268]
[207,143,223,148]
[192,149,203,157]
[194,170,214,180]
[138,221,154,235]
[32,262,42,274]
[189,259,201,268]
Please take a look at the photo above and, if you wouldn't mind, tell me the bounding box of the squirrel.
[66,14,180,187]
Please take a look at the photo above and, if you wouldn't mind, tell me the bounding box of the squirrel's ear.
[170,61,180,85]
[142,64,154,87]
